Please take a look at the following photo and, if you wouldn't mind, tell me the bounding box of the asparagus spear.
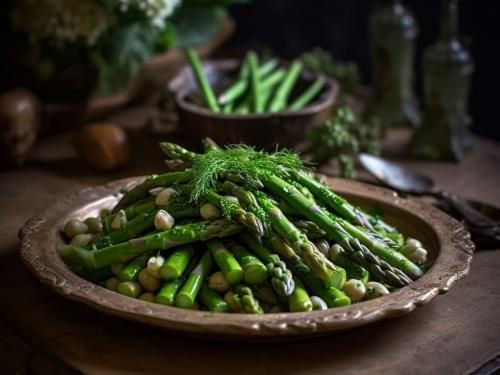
[329,244,370,284]
[61,245,113,282]
[159,142,197,161]
[288,78,325,111]
[263,174,423,285]
[105,197,156,231]
[203,190,264,240]
[91,220,244,268]
[156,256,199,306]
[203,137,223,152]
[291,219,328,238]
[255,192,346,290]
[227,241,268,286]
[185,48,220,112]
[218,57,279,105]
[176,250,214,309]
[236,231,295,297]
[233,284,264,314]
[206,239,244,285]
[268,59,303,112]
[291,171,373,229]
[159,244,196,280]
[117,254,149,282]
[113,171,191,213]
[285,260,351,308]
[232,68,286,114]
[198,283,229,313]
[248,51,264,113]
[288,277,313,312]
[250,281,278,305]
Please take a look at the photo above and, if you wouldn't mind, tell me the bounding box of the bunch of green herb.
[307,106,381,179]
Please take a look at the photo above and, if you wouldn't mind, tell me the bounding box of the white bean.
[147,255,165,279]
[139,292,156,303]
[200,203,223,220]
[64,219,88,239]
[70,234,95,248]
[154,210,175,231]
[208,271,231,292]
[138,268,162,293]
[105,277,120,292]
[224,195,240,205]
[364,282,390,300]
[342,279,366,302]
[155,188,177,206]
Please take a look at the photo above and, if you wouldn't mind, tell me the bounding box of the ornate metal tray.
[18,176,475,342]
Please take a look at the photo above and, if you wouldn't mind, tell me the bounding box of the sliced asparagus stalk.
[176,250,214,309]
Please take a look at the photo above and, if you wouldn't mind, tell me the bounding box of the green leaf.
[91,23,157,94]
[367,204,385,219]
[170,4,227,48]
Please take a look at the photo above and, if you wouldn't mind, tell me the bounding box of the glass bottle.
[411,0,474,161]
[366,0,420,129]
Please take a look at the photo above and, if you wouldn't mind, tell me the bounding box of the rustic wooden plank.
[32,250,500,375]
[0,308,38,375]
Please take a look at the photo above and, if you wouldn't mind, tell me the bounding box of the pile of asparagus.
[60,139,429,314]
[185,48,325,115]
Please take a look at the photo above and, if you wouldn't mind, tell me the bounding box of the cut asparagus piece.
[176,250,214,309]
[117,254,149,282]
[155,256,199,306]
[198,283,229,313]
[227,241,268,286]
[159,245,196,280]
[206,239,244,285]
[288,276,313,312]
[285,261,351,308]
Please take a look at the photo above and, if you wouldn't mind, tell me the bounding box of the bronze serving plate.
[19,176,475,342]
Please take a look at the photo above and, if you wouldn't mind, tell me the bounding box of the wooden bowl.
[168,60,340,150]
[18,176,475,342]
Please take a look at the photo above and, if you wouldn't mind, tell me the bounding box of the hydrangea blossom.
[116,0,182,29]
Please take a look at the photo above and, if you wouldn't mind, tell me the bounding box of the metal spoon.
[358,153,499,229]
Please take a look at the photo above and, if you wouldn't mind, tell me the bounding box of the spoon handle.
[436,191,499,228]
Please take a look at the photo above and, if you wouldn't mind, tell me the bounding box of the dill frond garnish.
[180,144,307,202]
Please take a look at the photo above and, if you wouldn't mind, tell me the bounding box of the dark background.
[222,0,500,142]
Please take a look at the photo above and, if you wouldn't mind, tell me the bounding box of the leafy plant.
[300,47,360,95]
[307,106,381,179]
[91,23,157,94]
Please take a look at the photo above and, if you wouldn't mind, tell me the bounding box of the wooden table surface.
[1,105,500,375]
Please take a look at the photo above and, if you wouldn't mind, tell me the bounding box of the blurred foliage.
[300,46,360,95]
[307,106,381,179]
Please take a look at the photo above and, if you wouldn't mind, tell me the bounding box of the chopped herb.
[119,187,128,194]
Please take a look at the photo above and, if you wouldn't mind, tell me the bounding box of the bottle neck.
[439,0,459,40]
